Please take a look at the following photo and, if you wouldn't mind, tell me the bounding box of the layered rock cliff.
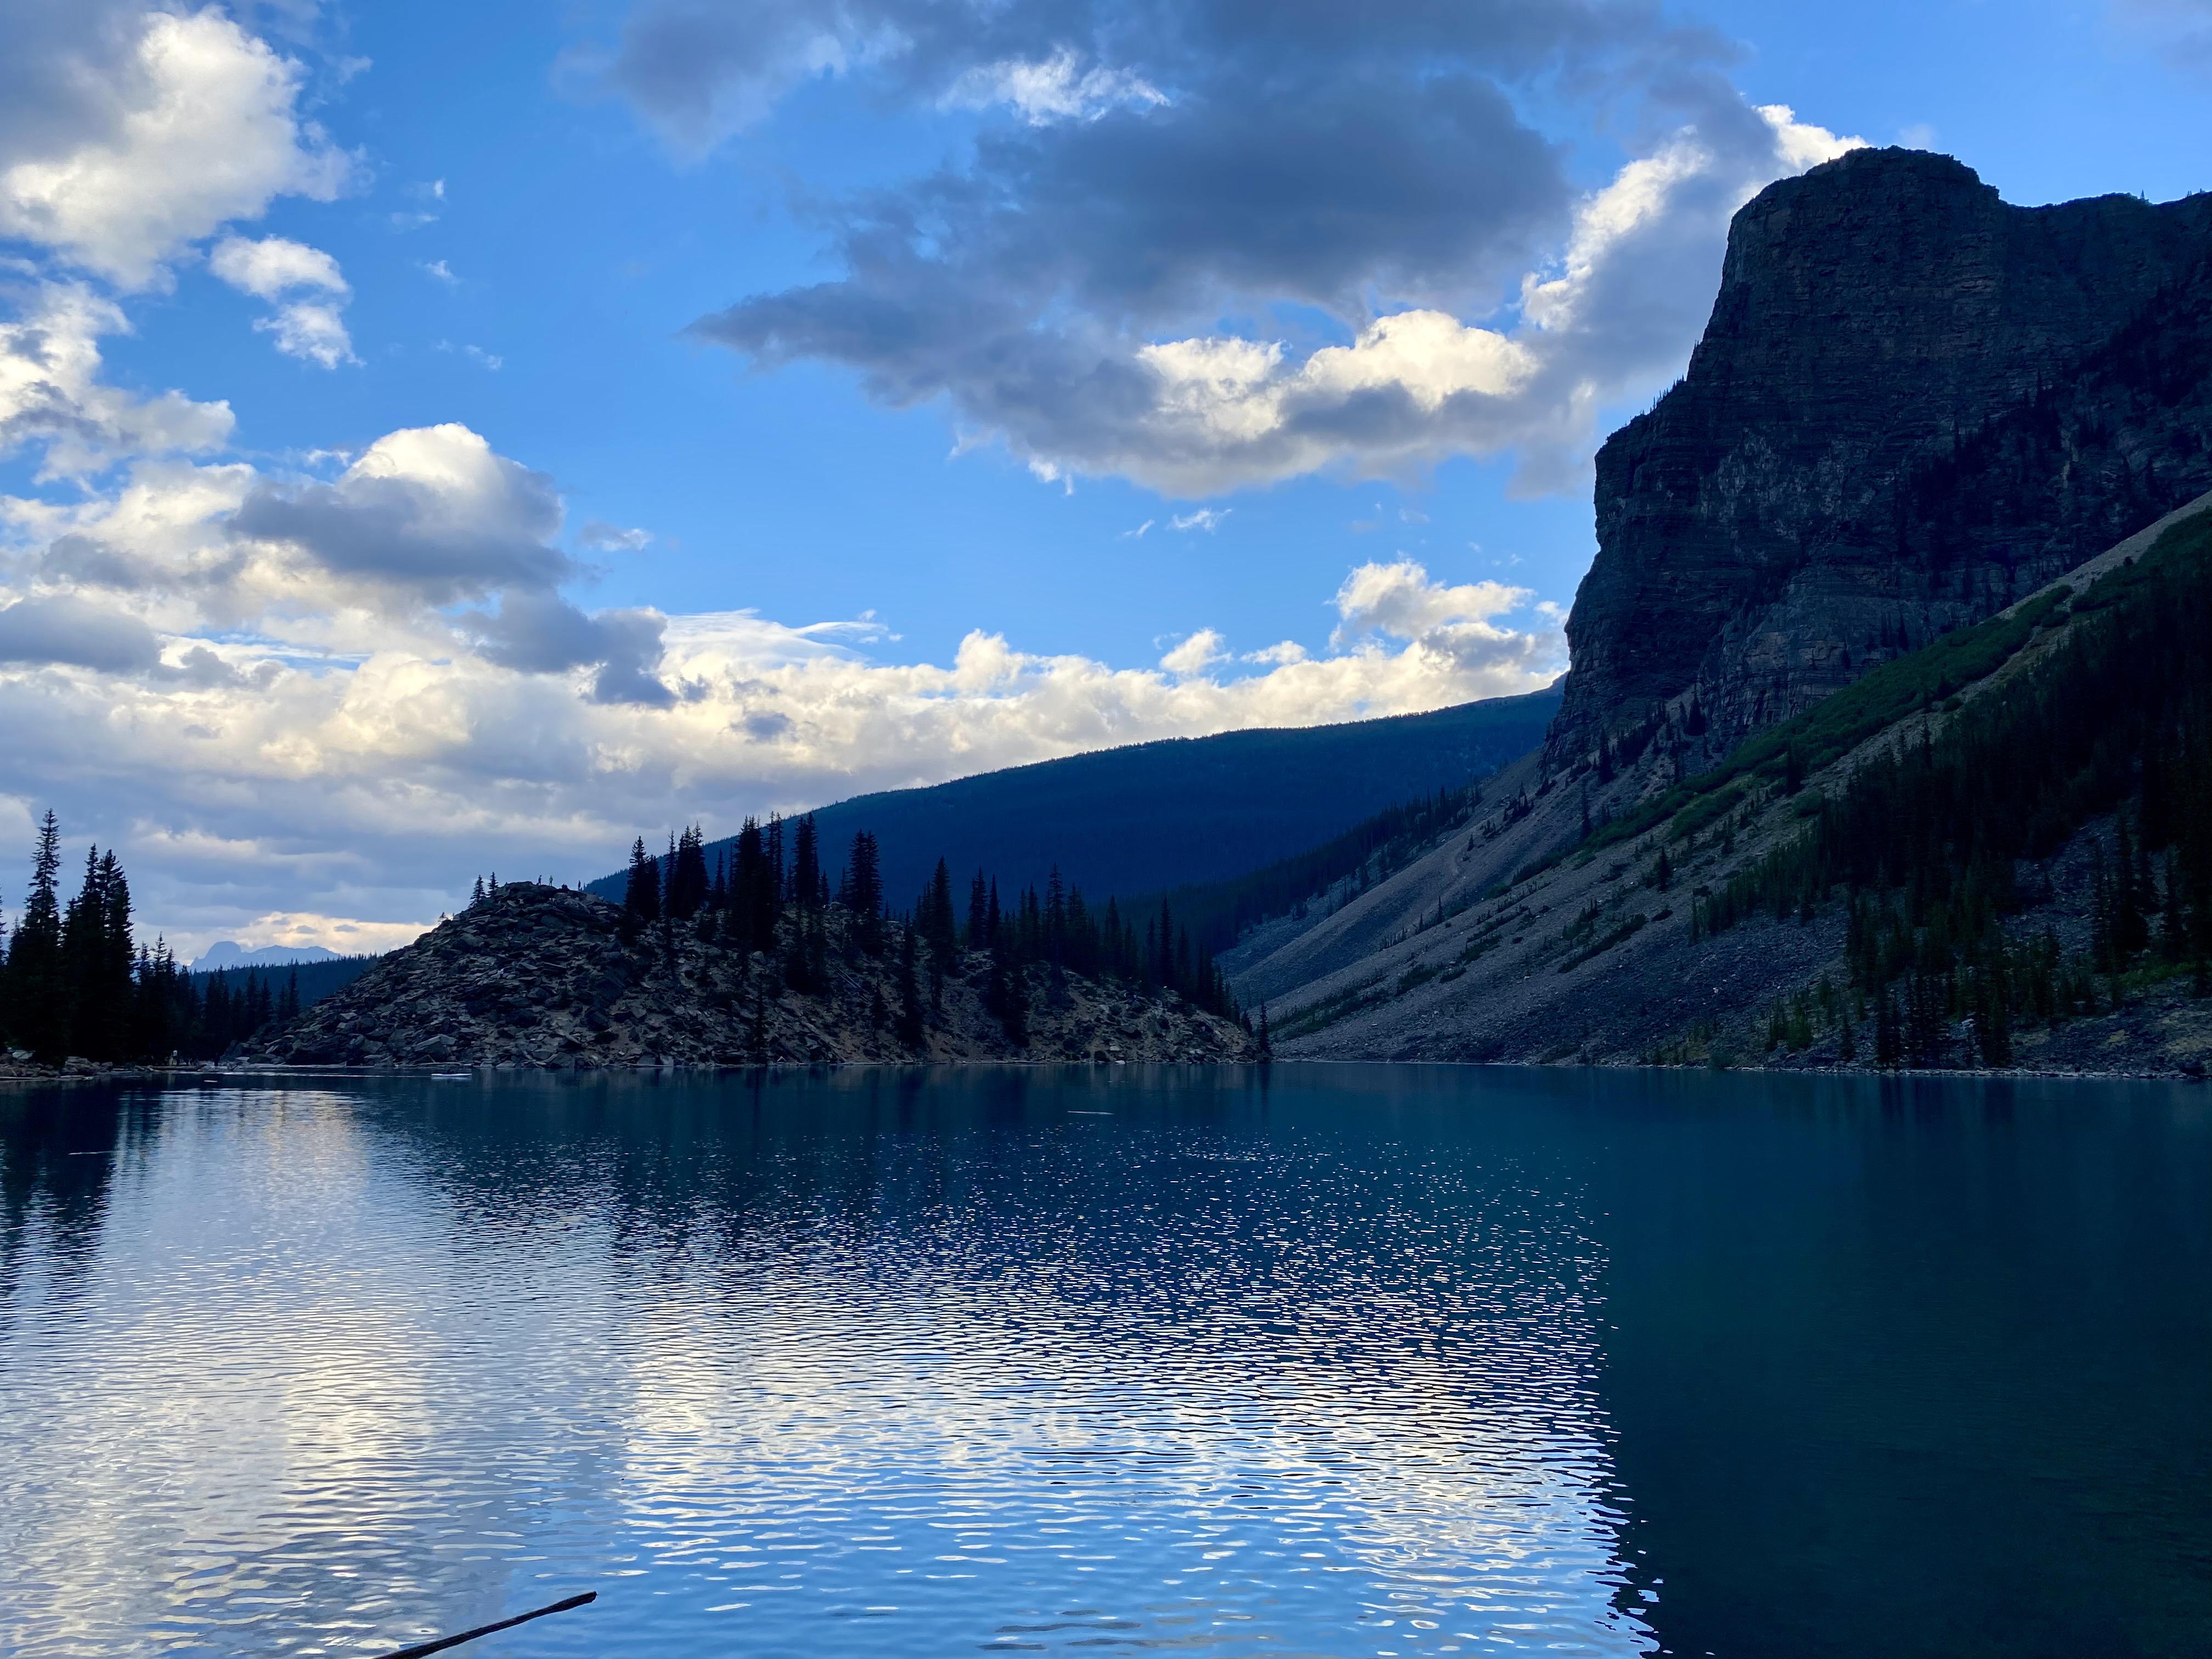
[1550,148,2212,767]
[243,883,1255,1068]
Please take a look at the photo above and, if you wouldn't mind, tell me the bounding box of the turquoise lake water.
[1,1066,2205,1658]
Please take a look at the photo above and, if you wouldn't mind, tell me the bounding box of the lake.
[1,1066,2205,1659]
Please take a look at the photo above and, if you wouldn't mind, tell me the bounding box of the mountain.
[1552,148,2212,769]
[588,687,1559,910]
[1232,492,2212,1074]
[1211,150,2212,1073]
[190,942,343,971]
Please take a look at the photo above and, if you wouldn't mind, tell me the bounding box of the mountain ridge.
[587,686,1560,911]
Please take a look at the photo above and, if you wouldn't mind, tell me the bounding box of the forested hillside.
[588,687,1558,913]
[1236,496,2212,1074]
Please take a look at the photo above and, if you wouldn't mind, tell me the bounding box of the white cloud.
[1159,628,1225,676]
[0,10,351,290]
[579,520,652,552]
[1169,507,1231,533]
[210,235,347,300]
[435,339,503,370]
[255,300,355,368]
[1091,106,1863,496]
[422,258,456,283]
[0,281,234,478]
[0,428,1562,955]
[208,236,356,366]
[945,50,1166,125]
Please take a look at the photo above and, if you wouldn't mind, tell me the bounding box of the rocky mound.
[243,884,1256,1069]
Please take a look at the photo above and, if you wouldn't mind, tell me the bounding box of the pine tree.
[622,836,662,924]
[791,814,822,910]
[966,870,989,949]
[919,859,958,959]
[668,825,710,919]
[10,814,67,1062]
[845,831,885,955]
[895,926,926,1049]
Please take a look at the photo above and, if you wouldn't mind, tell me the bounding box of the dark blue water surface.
[1,1066,2205,1659]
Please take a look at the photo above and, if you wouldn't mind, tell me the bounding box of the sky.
[1,0,2207,960]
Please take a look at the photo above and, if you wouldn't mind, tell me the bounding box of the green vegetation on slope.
[1571,585,2075,869]
[1692,511,2212,1065]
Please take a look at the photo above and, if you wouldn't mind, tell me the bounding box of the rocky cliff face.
[1551,148,2212,768]
[244,883,1255,1068]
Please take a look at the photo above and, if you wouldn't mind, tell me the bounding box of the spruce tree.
[11,812,66,1062]
[920,859,957,958]
[669,826,710,919]
[845,831,885,956]
[895,926,925,1049]
[966,871,988,949]
[791,815,822,910]
[622,837,662,923]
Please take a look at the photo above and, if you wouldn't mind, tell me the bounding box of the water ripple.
[7,1073,1649,1658]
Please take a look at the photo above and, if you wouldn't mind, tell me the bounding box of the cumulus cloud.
[208,234,345,299]
[471,590,676,707]
[0,280,234,477]
[0,591,161,670]
[0,426,1560,955]
[699,94,1857,494]
[0,8,350,289]
[208,236,357,367]
[631,0,1857,495]
[228,424,572,603]
[255,299,354,368]
[1159,628,1225,676]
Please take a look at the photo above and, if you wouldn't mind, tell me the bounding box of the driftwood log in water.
[369,1591,596,1659]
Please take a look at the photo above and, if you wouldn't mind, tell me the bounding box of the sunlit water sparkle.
[1,1065,2204,1659]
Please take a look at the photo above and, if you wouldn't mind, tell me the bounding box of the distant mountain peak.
[190,941,343,972]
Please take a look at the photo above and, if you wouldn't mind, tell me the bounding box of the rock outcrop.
[1551,148,2212,767]
[243,884,1255,1068]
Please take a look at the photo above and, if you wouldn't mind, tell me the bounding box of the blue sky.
[1,0,2207,954]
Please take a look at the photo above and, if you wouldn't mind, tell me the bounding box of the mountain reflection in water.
[0,1066,2204,1659]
